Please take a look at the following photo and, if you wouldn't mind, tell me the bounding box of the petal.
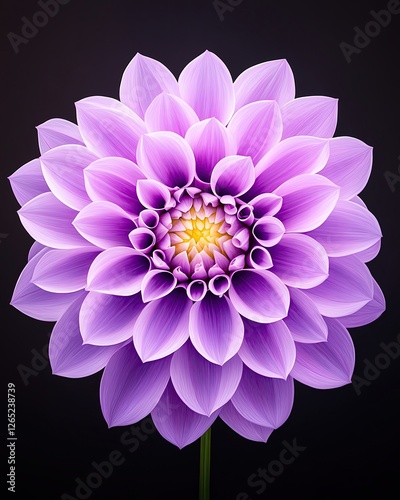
[304,255,374,317]
[18,192,91,249]
[49,292,125,378]
[73,201,136,249]
[244,136,330,199]
[141,269,177,302]
[229,269,289,323]
[274,174,340,233]
[28,241,46,261]
[231,366,294,428]
[32,247,100,292]
[84,157,144,216]
[249,193,282,219]
[354,239,381,263]
[171,341,243,416]
[145,92,198,136]
[234,59,295,110]
[37,118,84,154]
[281,96,338,139]
[79,292,145,345]
[284,287,328,343]
[137,131,195,188]
[338,278,385,328]
[8,159,49,206]
[100,343,171,427]
[40,144,97,210]
[10,249,82,321]
[219,401,274,443]
[75,96,146,162]
[252,216,285,247]
[239,319,296,379]
[179,50,235,124]
[269,234,329,289]
[136,179,172,210]
[120,53,179,119]
[228,100,283,164]
[134,288,192,362]
[185,118,236,183]
[87,247,150,295]
[129,228,156,253]
[152,381,218,449]
[319,137,373,200]
[306,199,382,257]
[210,155,255,198]
[290,318,355,389]
[189,293,244,365]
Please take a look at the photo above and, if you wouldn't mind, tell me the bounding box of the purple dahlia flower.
[10,51,385,448]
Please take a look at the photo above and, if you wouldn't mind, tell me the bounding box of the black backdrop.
[2,1,400,499]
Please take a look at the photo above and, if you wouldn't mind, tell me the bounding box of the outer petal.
[37,118,84,154]
[171,341,243,416]
[354,239,381,263]
[227,100,282,164]
[234,59,295,110]
[229,269,289,323]
[189,293,244,365]
[274,174,340,233]
[100,343,171,427]
[290,318,355,389]
[284,287,328,343]
[79,292,145,345]
[338,278,385,328]
[133,288,192,362]
[244,136,330,200]
[304,255,374,317]
[281,96,338,139]
[185,118,236,183]
[231,366,294,428]
[239,319,296,379]
[210,155,255,198]
[220,401,274,443]
[145,92,198,136]
[178,50,235,124]
[120,53,179,118]
[40,144,97,210]
[8,159,49,206]
[152,381,218,449]
[49,292,125,378]
[84,157,144,216]
[269,234,329,289]
[306,199,382,257]
[137,131,195,188]
[32,247,100,292]
[319,137,373,200]
[10,249,82,321]
[87,247,150,295]
[73,201,136,249]
[75,96,146,162]
[18,192,91,249]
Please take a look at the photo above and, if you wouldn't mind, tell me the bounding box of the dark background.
[1,0,399,498]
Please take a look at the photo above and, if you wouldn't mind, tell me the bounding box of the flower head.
[10,51,385,448]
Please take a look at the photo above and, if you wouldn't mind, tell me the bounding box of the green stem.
[199,427,212,500]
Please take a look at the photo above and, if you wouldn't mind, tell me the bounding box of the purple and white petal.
[234,59,295,110]
[37,118,84,154]
[136,179,172,210]
[79,292,145,345]
[231,365,294,428]
[141,269,177,302]
[152,381,218,449]
[189,293,244,365]
[220,401,274,443]
[100,342,171,427]
[179,50,235,124]
[281,96,338,139]
[49,292,125,378]
[290,318,355,389]
[171,341,243,415]
[134,288,192,362]
[210,155,255,198]
[239,319,296,379]
[8,159,49,206]
[229,269,289,323]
